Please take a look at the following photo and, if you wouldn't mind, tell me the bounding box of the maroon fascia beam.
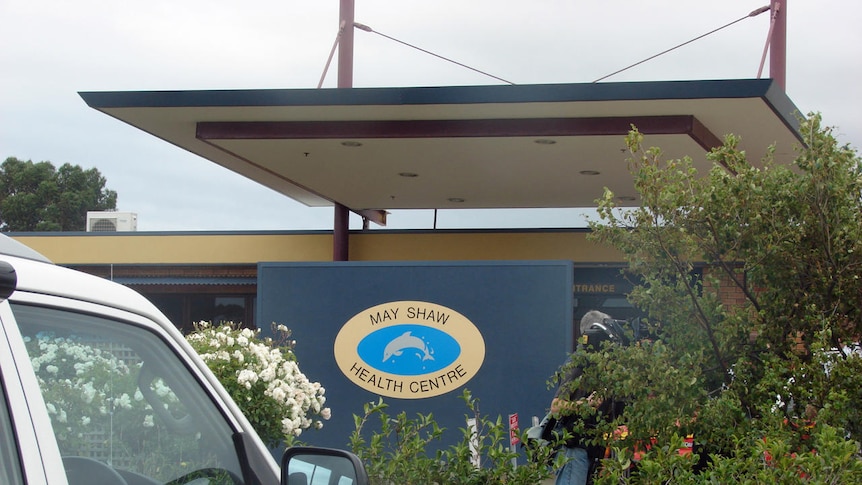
[197,115,721,151]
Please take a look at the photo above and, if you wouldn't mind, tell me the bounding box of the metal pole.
[338,0,355,90]
[769,0,786,90]
[333,0,355,261]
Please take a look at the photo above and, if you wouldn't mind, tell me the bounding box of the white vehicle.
[0,235,366,485]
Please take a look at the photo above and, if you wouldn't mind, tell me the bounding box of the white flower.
[143,415,154,428]
[238,369,258,382]
[259,366,276,383]
[81,382,96,403]
[281,418,294,435]
[74,361,94,375]
[154,380,173,398]
[113,393,132,410]
[186,322,331,444]
[271,387,287,402]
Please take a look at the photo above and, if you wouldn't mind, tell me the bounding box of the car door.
[0,298,58,484]
[3,290,278,485]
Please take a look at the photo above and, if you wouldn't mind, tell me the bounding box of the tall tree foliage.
[0,157,117,231]
[572,114,862,483]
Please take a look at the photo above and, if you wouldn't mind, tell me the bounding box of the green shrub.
[349,389,564,485]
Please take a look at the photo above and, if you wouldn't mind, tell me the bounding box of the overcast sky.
[2,0,860,231]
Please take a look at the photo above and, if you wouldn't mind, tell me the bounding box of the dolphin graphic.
[382,331,434,362]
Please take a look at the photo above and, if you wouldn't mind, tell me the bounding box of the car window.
[12,303,247,485]
[0,369,25,485]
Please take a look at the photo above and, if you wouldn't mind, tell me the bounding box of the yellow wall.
[350,231,622,262]
[12,230,624,265]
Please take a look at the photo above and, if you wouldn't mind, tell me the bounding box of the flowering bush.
[185,322,330,447]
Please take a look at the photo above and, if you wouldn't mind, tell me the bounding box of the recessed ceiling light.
[398,172,419,178]
[534,139,557,145]
[341,141,362,147]
[579,170,601,176]
[447,197,465,203]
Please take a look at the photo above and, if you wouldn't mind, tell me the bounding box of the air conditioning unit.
[86,211,138,232]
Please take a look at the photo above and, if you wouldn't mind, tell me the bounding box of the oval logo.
[334,301,485,399]
[358,324,461,375]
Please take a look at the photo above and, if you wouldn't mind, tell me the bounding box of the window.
[147,294,254,334]
[195,296,248,326]
[13,303,248,484]
[147,294,184,330]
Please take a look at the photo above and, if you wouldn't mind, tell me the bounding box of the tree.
[0,156,117,231]
[570,113,862,483]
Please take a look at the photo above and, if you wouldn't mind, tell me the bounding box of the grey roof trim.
[111,277,257,286]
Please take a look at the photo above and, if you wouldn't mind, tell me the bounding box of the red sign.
[508,413,520,446]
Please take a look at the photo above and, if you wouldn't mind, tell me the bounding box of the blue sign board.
[257,260,573,451]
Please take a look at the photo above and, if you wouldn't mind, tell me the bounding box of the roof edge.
[80,78,783,109]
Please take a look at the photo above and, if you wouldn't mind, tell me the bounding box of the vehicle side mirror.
[281,446,369,485]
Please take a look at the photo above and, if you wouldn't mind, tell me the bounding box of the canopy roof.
[81,79,802,220]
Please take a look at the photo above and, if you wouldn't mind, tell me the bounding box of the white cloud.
[1,0,860,231]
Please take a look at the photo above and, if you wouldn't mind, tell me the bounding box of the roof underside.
[80,79,803,220]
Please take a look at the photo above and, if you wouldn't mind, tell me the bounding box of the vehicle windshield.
[13,303,246,485]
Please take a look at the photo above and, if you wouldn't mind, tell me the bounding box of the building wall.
[12,232,333,264]
[12,231,750,335]
[705,267,748,307]
[11,229,624,264]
